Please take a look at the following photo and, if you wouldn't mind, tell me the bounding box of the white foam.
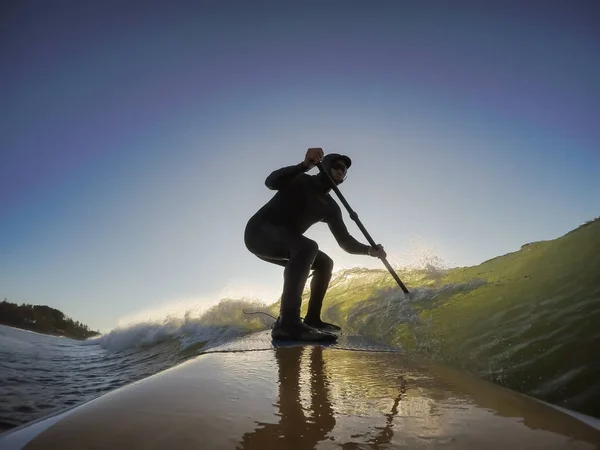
[83,299,273,352]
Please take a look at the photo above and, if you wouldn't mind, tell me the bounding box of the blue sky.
[2,1,598,332]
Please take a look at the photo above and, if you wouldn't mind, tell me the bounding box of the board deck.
[2,331,600,449]
[204,329,399,353]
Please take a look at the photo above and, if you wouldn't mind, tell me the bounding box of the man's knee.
[314,252,334,274]
[292,238,319,262]
[304,239,320,262]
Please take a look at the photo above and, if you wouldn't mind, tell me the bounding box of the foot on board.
[303,318,342,332]
[271,318,338,342]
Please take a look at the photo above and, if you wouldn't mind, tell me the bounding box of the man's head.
[321,153,351,185]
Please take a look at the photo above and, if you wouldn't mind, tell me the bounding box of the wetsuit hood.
[322,153,351,171]
[318,153,352,188]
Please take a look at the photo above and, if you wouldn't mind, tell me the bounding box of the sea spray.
[86,298,277,352]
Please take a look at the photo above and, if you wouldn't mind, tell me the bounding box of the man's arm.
[265,148,324,190]
[264,162,309,190]
[325,200,371,255]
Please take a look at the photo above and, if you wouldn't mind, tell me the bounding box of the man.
[244,148,386,342]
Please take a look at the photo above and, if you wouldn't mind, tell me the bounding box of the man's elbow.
[264,176,278,190]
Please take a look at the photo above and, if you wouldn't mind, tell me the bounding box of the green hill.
[0,300,100,340]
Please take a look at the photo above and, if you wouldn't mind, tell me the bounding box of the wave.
[4,219,599,433]
[45,217,600,422]
[84,299,277,353]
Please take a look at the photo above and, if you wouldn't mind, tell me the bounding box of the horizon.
[2,1,598,332]
[2,215,596,334]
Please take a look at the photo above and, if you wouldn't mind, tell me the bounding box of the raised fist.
[303,147,324,169]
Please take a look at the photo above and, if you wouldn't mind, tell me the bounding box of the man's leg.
[303,251,341,331]
[244,218,336,341]
[278,238,318,326]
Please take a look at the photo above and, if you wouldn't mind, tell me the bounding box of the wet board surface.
[2,331,600,449]
[203,329,400,353]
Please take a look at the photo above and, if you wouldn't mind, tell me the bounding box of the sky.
[1,0,598,332]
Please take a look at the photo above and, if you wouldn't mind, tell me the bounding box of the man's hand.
[302,147,324,169]
[368,244,387,259]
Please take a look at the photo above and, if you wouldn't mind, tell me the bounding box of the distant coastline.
[0,299,100,340]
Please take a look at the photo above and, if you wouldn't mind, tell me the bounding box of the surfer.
[244,148,386,342]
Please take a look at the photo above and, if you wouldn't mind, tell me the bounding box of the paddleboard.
[1,330,599,449]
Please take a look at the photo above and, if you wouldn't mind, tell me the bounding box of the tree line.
[0,299,100,339]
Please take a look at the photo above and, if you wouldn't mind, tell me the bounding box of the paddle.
[316,161,410,294]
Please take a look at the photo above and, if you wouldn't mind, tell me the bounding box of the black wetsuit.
[244,162,370,326]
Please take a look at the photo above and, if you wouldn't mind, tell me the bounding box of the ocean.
[1,219,599,433]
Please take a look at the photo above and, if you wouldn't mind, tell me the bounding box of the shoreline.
[0,323,99,341]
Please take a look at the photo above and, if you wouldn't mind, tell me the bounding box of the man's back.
[252,170,334,234]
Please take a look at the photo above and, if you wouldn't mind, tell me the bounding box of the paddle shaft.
[316,162,410,294]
